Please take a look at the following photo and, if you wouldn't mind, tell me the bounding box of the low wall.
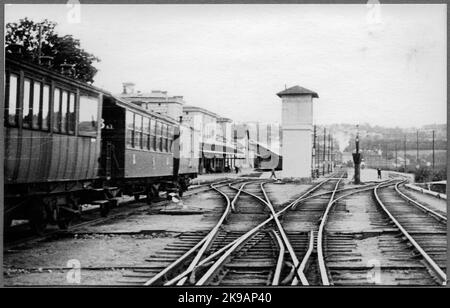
[404,183,447,200]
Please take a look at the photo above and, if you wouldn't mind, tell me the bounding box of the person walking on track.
[270,168,278,180]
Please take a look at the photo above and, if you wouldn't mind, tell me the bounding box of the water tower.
[277,85,318,179]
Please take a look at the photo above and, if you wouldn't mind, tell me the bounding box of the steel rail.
[194,178,335,286]
[394,183,447,222]
[271,230,285,286]
[164,177,337,286]
[292,182,381,210]
[259,182,311,285]
[313,179,397,286]
[374,181,447,284]
[294,230,315,285]
[232,182,308,285]
[172,179,389,287]
[144,180,247,286]
[177,182,249,285]
[316,175,344,286]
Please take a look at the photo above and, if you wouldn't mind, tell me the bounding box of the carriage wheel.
[5,215,13,230]
[100,202,110,217]
[57,215,71,230]
[146,189,153,205]
[28,200,48,235]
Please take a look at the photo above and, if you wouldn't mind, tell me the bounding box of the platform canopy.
[276,85,319,98]
[201,142,244,157]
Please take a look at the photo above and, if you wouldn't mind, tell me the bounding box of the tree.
[5,18,100,83]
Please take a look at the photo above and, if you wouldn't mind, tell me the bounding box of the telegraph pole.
[313,125,317,177]
[323,128,326,175]
[328,133,331,173]
[352,126,362,184]
[316,129,320,172]
[432,130,435,172]
[416,130,419,167]
[330,137,334,172]
[404,135,407,172]
[37,25,42,64]
[395,143,398,171]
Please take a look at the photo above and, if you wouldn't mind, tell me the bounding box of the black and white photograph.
[1,1,448,291]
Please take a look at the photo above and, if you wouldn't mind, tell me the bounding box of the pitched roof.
[276,85,319,98]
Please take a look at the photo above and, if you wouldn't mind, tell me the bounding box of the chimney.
[122,82,135,94]
[6,43,25,56]
[39,56,54,68]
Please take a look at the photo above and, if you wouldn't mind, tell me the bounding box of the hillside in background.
[315,123,447,182]
[314,123,447,153]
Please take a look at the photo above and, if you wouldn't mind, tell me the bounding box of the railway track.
[320,179,447,286]
[138,172,350,286]
[137,180,279,286]
[4,178,240,251]
[13,169,443,286]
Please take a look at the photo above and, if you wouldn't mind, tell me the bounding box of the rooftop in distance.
[276,85,319,98]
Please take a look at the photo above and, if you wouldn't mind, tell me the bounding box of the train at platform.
[4,54,198,233]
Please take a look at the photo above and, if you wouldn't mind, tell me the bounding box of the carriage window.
[53,88,61,132]
[134,114,143,149]
[150,118,156,151]
[78,95,98,137]
[155,121,162,152]
[163,124,168,152]
[143,117,150,150]
[168,125,174,153]
[7,74,18,125]
[32,82,41,129]
[126,110,134,147]
[23,79,31,127]
[42,85,50,130]
[68,93,76,134]
[61,91,68,133]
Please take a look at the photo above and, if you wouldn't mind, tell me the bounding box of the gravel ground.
[4,179,309,286]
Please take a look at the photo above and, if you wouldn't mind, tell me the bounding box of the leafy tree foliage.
[5,18,100,83]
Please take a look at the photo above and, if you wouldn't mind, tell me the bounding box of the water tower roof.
[277,85,319,98]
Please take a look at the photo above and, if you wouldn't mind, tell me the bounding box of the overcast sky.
[5,4,447,127]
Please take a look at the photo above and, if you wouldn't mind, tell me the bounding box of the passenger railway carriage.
[4,54,197,233]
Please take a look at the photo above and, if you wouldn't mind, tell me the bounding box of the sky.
[5,4,447,127]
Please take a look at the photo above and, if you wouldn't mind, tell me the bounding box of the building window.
[134,114,143,149]
[7,73,18,126]
[42,85,50,130]
[143,117,150,150]
[126,110,134,147]
[23,78,31,128]
[31,81,41,129]
[68,93,76,134]
[53,88,61,132]
[78,95,98,137]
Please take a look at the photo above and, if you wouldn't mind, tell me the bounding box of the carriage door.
[100,97,124,180]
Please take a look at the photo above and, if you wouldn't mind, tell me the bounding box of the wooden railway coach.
[4,54,197,233]
[100,95,198,200]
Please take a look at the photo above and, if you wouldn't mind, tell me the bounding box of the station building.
[119,82,285,175]
[182,105,243,174]
[119,83,244,174]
